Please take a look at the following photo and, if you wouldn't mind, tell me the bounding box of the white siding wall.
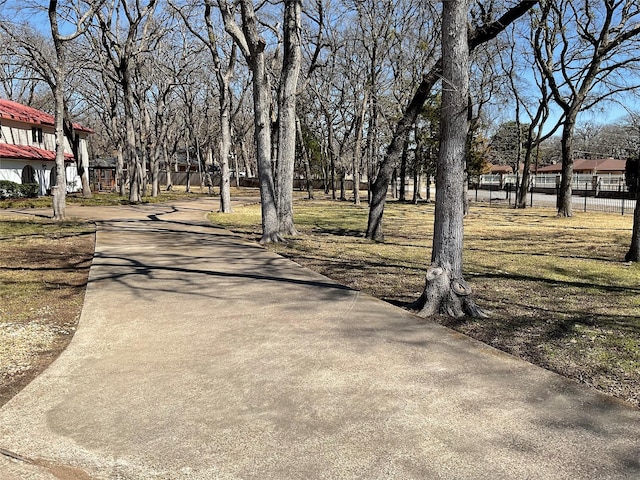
[0,116,85,195]
[0,159,80,195]
[0,118,77,154]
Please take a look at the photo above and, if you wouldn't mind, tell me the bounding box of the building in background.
[0,98,92,195]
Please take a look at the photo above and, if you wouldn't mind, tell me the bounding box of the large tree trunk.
[49,0,67,220]
[219,120,233,212]
[276,0,302,235]
[252,54,280,242]
[626,196,640,262]
[151,147,160,197]
[219,0,279,242]
[399,137,408,202]
[218,84,233,212]
[79,154,92,198]
[517,147,532,209]
[557,112,577,217]
[123,70,142,203]
[204,2,233,212]
[412,168,421,204]
[163,141,172,191]
[410,0,483,319]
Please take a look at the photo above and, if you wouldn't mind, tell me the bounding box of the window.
[21,165,36,184]
[31,127,43,144]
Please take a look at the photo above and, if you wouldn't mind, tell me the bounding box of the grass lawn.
[0,216,94,406]
[210,198,640,408]
[0,186,210,210]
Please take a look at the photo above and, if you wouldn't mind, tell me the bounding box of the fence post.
[622,195,625,216]
[584,182,588,212]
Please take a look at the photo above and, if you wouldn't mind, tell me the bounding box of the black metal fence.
[474,183,638,215]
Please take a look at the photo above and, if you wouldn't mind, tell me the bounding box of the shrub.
[0,180,19,199]
[19,183,40,198]
[0,181,39,199]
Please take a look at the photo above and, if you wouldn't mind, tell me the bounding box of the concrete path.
[0,199,639,479]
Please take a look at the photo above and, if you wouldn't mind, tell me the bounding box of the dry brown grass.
[210,198,640,408]
[0,216,94,406]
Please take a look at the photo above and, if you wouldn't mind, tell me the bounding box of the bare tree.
[409,0,483,317]
[48,0,101,218]
[365,0,539,241]
[172,0,237,212]
[0,30,49,104]
[77,30,127,195]
[94,0,160,204]
[534,0,640,217]
[218,0,280,242]
[275,0,302,235]
[1,3,96,213]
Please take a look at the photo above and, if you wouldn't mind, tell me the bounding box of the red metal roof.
[488,164,513,174]
[592,158,627,172]
[0,98,92,133]
[537,158,626,174]
[0,143,74,161]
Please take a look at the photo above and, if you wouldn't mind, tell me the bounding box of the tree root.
[408,265,488,319]
[259,232,287,245]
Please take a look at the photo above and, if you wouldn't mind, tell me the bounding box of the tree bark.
[117,148,126,196]
[412,169,421,204]
[203,1,233,212]
[276,0,302,235]
[399,137,408,202]
[163,141,172,191]
[557,112,577,217]
[626,197,640,262]
[410,0,484,319]
[49,0,67,220]
[252,55,280,241]
[219,0,280,242]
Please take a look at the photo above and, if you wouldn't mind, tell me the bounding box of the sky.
[3,0,640,134]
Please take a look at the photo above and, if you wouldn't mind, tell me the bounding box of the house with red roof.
[0,98,92,195]
[536,158,626,175]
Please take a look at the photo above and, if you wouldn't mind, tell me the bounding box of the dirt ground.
[0,219,94,407]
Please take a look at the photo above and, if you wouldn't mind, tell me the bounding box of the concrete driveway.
[0,199,638,479]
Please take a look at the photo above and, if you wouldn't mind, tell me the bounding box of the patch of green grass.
[209,199,640,407]
[0,216,91,240]
[0,186,225,210]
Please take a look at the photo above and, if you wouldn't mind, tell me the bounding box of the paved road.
[0,199,639,479]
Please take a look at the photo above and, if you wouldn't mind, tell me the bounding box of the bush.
[0,181,39,199]
[0,180,19,199]
[20,183,39,198]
